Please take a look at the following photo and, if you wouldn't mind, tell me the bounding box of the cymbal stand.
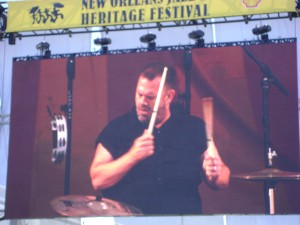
[243,47,288,214]
[64,55,75,195]
[266,147,277,214]
[261,76,275,214]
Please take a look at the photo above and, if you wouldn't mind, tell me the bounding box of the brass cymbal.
[232,168,300,181]
[51,195,143,217]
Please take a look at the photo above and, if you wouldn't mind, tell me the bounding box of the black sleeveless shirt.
[95,109,207,215]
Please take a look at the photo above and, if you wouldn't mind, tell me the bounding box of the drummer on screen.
[90,63,230,214]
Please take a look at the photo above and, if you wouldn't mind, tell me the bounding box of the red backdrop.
[5,41,300,218]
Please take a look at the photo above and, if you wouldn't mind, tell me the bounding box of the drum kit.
[232,167,300,214]
[51,168,300,217]
[232,168,300,181]
[50,167,300,217]
[51,195,143,216]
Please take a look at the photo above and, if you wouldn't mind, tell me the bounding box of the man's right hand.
[128,130,154,161]
[90,130,154,190]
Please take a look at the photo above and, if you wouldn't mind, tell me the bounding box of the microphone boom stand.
[243,47,288,214]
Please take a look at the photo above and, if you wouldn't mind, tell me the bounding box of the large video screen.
[5,40,300,218]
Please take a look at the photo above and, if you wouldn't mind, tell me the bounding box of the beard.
[136,106,151,124]
[136,105,166,126]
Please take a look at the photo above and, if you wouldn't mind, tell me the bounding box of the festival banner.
[6,0,296,32]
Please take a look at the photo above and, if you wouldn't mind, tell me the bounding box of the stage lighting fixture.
[36,41,51,58]
[94,37,111,54]
[140,33,156,50]
[188,30,205,47]
[252,25,271,41]
[8,33,16,45]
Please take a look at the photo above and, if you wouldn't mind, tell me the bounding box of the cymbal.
[51,195,143,216]
[232,168,300,181]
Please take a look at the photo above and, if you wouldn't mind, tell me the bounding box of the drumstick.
[202,97,214,141]
[147,67,168,134]
[202,97,219,157]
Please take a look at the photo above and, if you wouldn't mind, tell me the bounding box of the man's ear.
[166,89,176,103]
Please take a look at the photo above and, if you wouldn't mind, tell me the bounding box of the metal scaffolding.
[0,0,298,40]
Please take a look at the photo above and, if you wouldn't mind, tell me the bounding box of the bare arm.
[90,130,154,190]
[201,141,230,190]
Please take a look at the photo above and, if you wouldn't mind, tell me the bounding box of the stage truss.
[13,38,296,61]
[0,0,298,40]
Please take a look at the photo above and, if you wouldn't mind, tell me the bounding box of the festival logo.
[29,2,64,24]
[242,0,262,8]
[0,13,6,31]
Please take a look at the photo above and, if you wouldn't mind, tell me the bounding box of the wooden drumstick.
[202,97,219,157]
[148,67,168,134]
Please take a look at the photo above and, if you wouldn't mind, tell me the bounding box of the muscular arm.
[90,130,154,190]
